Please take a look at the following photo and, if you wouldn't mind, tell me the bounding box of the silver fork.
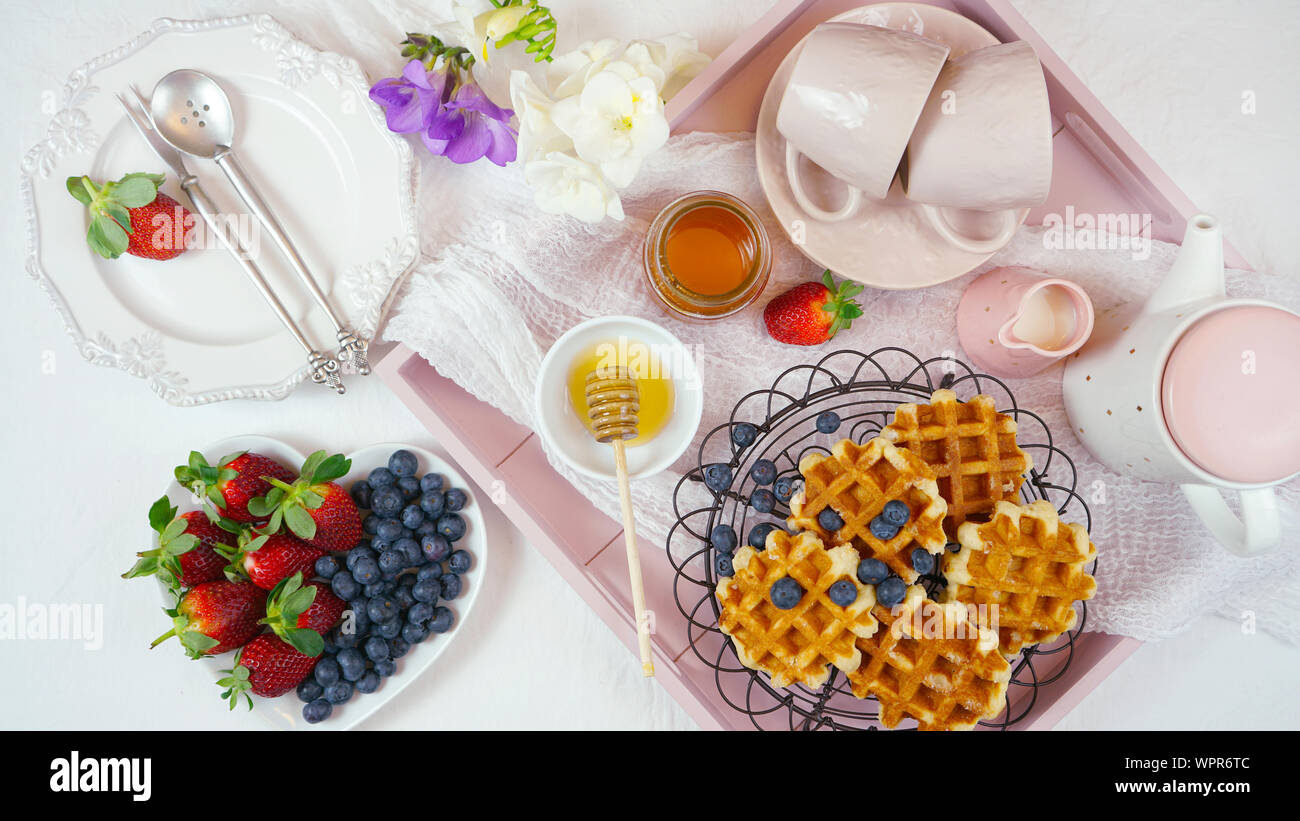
[118,86,344,394]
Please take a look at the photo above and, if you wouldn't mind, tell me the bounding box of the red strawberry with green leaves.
[175,450,296,523]
[123,496,240,590]
[233,529,325,590]
[762,270,864,346]
[250,451,361,552]
[259,572,343,657]
[151,580,267,659]
[218,634,319,709]
[66,172,194,260]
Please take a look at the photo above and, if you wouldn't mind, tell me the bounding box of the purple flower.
[368,60,449,134]
[441,82,518,166]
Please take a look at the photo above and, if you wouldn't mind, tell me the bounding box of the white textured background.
[1,0,1297,730]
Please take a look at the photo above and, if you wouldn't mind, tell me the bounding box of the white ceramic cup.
[776,22,949,223]
[903,40,1053,253]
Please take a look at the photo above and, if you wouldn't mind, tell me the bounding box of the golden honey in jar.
[643,191,771,320]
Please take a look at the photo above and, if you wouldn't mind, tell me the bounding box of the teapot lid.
[1162,305,1300,484]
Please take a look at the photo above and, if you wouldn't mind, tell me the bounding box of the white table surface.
[1,0,1297,731]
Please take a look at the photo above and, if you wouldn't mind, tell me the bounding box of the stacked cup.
[777,23,1052,254]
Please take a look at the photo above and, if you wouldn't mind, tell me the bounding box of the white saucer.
[756,2,1029,289]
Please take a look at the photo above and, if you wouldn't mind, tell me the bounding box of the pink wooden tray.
[376,0,1247,729]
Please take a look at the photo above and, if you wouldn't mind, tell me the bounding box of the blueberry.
[313,658,341,687]
[388,636,411,658]
[749,488,776,513]
[402,622,428,644]
[439,574,463,601]
[331,626,360,650]
[408,602,434,624]
[714,553,734,577]
[373,659,397,678]
[370,538,392,555]
[710,524,738,554]
[773,476,796,503]
[447,550,472,575]
[747,523,780,550]
[303,699,332,724]
[376,518,405,542]
[815,411,841,434]
[370,486,404,518]
[769,577,804,610]
[330,571,360,601]
[367,596,400,623]
[817,508,844,532]
[363,581,390,599]
[398,573,417,590]
[397,476,421,502]
[881,499,911,527]
[395,538,424,568]
[421,534,451,564]
[297,679,324,703]
[362,514,382,536]
[910,547,935,576]
[376,619,402,639]
[749,459,777,485]
[444,488,468,511]
[731,422,758,448]
[412,579,441,604]
[337,647,366,682]
[856,558,890,585]
[400,505,425,530]
[827,579,858,607]
[350,481,373,509]
[314,555,341,580]
[320,632,338,655]
[363,636,390,662]
[324,681,354,705]
[416,563,443,582]
[876,576,907,608]
[437,514,466,542]
[416,520,438,538]
[351,557,380,585]
[368,466,396,488]
[388,449,419,477]
[344,604,370,635]
[868,515,901,542]
[420,473,446,493]
[429,607,456,633]
[393,586,416,611]
[355,671,381,694]
[419,491,445,518]
[703,463,732,493]
[346,546,376,571]
[377,549,405,576]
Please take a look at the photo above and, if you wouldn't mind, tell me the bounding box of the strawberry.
[151,580,267,659]
[65,172,193,260]
[250,451,361,552]
[218,634,319,708]
[259,572,344,657]
[762,270,864,346]
[123,496,240,590]
[234,530,325,590]
[175,450,297,523]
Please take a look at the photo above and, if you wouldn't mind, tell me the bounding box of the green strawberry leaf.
[87,216,128,259]
[105,202,134,234]
[122,555,159,579]
[163,534,198,556]
[299,489,324,509]
[112,175,160,208]
[218,450,247,468]
[179,630,218,657]
[284,505,316,540]
[247,496,273,518]
[148,496,175,533]
[299,451,328,481]
[282,586,318,618]
[188,451,206,473]
[66,176,94,206]
[161,518,188,542]
[312,454,352,484]
[284,627,324,658]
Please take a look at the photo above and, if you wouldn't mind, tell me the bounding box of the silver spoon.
[149,69,370,375]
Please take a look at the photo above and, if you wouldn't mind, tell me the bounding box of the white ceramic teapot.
[1063,215,1300,556]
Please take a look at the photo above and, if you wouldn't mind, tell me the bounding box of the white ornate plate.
[155,436,487,730]
[756,3,1030,289]
[21,15,420,404]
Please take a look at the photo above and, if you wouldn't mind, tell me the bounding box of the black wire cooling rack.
[664,348,1098,731]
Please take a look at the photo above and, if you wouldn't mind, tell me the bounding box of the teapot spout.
[1144,214,1225,314]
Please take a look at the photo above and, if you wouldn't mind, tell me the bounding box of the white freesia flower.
[524,151,624,223]
[453,1,533,63]
[509,70,571,161]
[549,68,668,186]
[547,35,710,100]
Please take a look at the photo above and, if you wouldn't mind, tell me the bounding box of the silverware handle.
[213,148,346,329]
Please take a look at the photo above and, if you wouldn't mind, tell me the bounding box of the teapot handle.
[1180,484,1280,556]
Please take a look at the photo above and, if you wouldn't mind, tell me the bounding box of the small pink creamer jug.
[1064,214,1300,556]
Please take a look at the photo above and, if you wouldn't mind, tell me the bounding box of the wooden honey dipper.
[584,366,655,677]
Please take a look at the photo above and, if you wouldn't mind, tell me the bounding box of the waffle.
[881,389,1032,537]
[788,437,948,583]
[847,585,1011,730]
[944,499,1097,654]
[716,529,879,690]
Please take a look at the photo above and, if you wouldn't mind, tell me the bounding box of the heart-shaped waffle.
[944,499,1097,654]
[716,530,879,690]
[788,437,947,583]
[847,585,1011,731]
[881,389,1032,537]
